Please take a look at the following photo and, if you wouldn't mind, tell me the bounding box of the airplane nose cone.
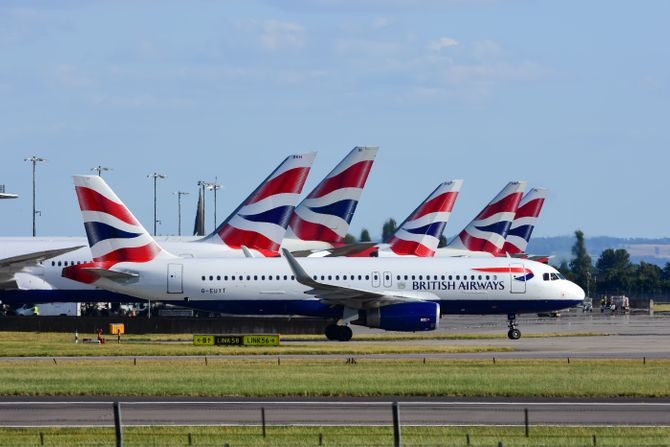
[571,281,586,300]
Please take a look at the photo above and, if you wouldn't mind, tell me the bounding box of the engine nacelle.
[355,301,440,332]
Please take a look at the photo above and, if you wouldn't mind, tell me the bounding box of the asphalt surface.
[2,398,670,427]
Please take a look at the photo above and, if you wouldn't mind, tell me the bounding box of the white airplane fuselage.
[86,255,584,319]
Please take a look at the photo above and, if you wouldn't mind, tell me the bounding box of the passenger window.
[335,275,339,280]
[224,276,228,281]
[284,275,288,280]
[52,261,55,266]
[358,275,362,280]
[456,275,460,280]
[201,276,205,281]
[209,276,213,281]
[478,275,482,280]
[365,275,370,280]
[246,275,251,280]
[449,275,453,280]
[216,275,221,281]
[418,275,423,280]
[261,275,265,280]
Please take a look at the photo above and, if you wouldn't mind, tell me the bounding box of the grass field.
[0,331,609,357]
[0,331,512,357]
[0,358,667,397]
[1,425,669,446]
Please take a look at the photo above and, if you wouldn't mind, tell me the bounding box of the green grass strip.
[0,358,667,397]
[1,425,669,446]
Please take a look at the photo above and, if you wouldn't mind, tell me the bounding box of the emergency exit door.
[167,264,183,294]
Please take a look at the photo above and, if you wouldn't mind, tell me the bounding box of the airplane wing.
[0,246,85,289]
[282,248,431,310]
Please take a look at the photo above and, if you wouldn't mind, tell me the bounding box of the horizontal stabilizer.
[82,267,139,282]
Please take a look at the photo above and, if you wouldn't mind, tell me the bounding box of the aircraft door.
[510,262,526,294]
[371,271,381,288]
[167,264,183,294]
[383,271,392,288]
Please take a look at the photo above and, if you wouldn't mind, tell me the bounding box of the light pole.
[206,178,222,230]
[24,156,46,237]
[91,165,112,177]
[147,172,166,236]
[197,180,208,226]
[173,191,189,236]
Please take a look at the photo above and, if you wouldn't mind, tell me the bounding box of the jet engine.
[355,301,440,332]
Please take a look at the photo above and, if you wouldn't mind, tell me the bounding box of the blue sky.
[0,1,668,240]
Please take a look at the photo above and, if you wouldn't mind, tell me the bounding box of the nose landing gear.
[507,313,521,340]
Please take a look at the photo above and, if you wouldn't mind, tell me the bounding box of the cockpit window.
[556,272,566,280]
[543,273,550,281]
[550,273,560,280]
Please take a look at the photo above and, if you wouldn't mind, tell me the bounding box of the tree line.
[558,230,670,298]
[350,221,667,299]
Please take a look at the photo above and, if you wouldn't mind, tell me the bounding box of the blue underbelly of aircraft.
[165,299,582,317]
[0,290,581,317]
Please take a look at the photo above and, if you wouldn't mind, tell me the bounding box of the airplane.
[0,152,316,304]
[305,180,463,258]
[63,175,585,341]
[282,146,378,253]
[501,187,548,257]
[435,181,527,257]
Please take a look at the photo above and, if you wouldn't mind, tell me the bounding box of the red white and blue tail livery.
[447,181,527,255]
[287,147,378,244]
[387,180,463,257]
[202,153,315,256]
[501,187,548,255]
[73,175,173,266]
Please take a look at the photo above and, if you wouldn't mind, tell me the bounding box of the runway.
[1,398,669,427]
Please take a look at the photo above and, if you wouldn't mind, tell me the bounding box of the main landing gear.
[507,313,521,340]
[325,324,353,342]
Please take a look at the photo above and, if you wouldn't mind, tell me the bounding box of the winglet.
[241,246,255,258]
[281,248,319,288]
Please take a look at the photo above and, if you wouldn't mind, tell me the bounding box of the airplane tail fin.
[72,175,174,266]
[287,146,378,244]
[447,181,526,255]
[387,180,463,257]
[201,153,315,256]
[501,187,548,254]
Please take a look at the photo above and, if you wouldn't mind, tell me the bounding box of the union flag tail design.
[501,187,547,255]
[72,175,172,266]
[203,153,315,256]
[287,146,378,244]
[387,180,463,257]
[447,181,527,255]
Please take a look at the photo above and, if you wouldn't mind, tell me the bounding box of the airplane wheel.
[338,325,353,342]
[325,324,339,341]
[507,329,521,340]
